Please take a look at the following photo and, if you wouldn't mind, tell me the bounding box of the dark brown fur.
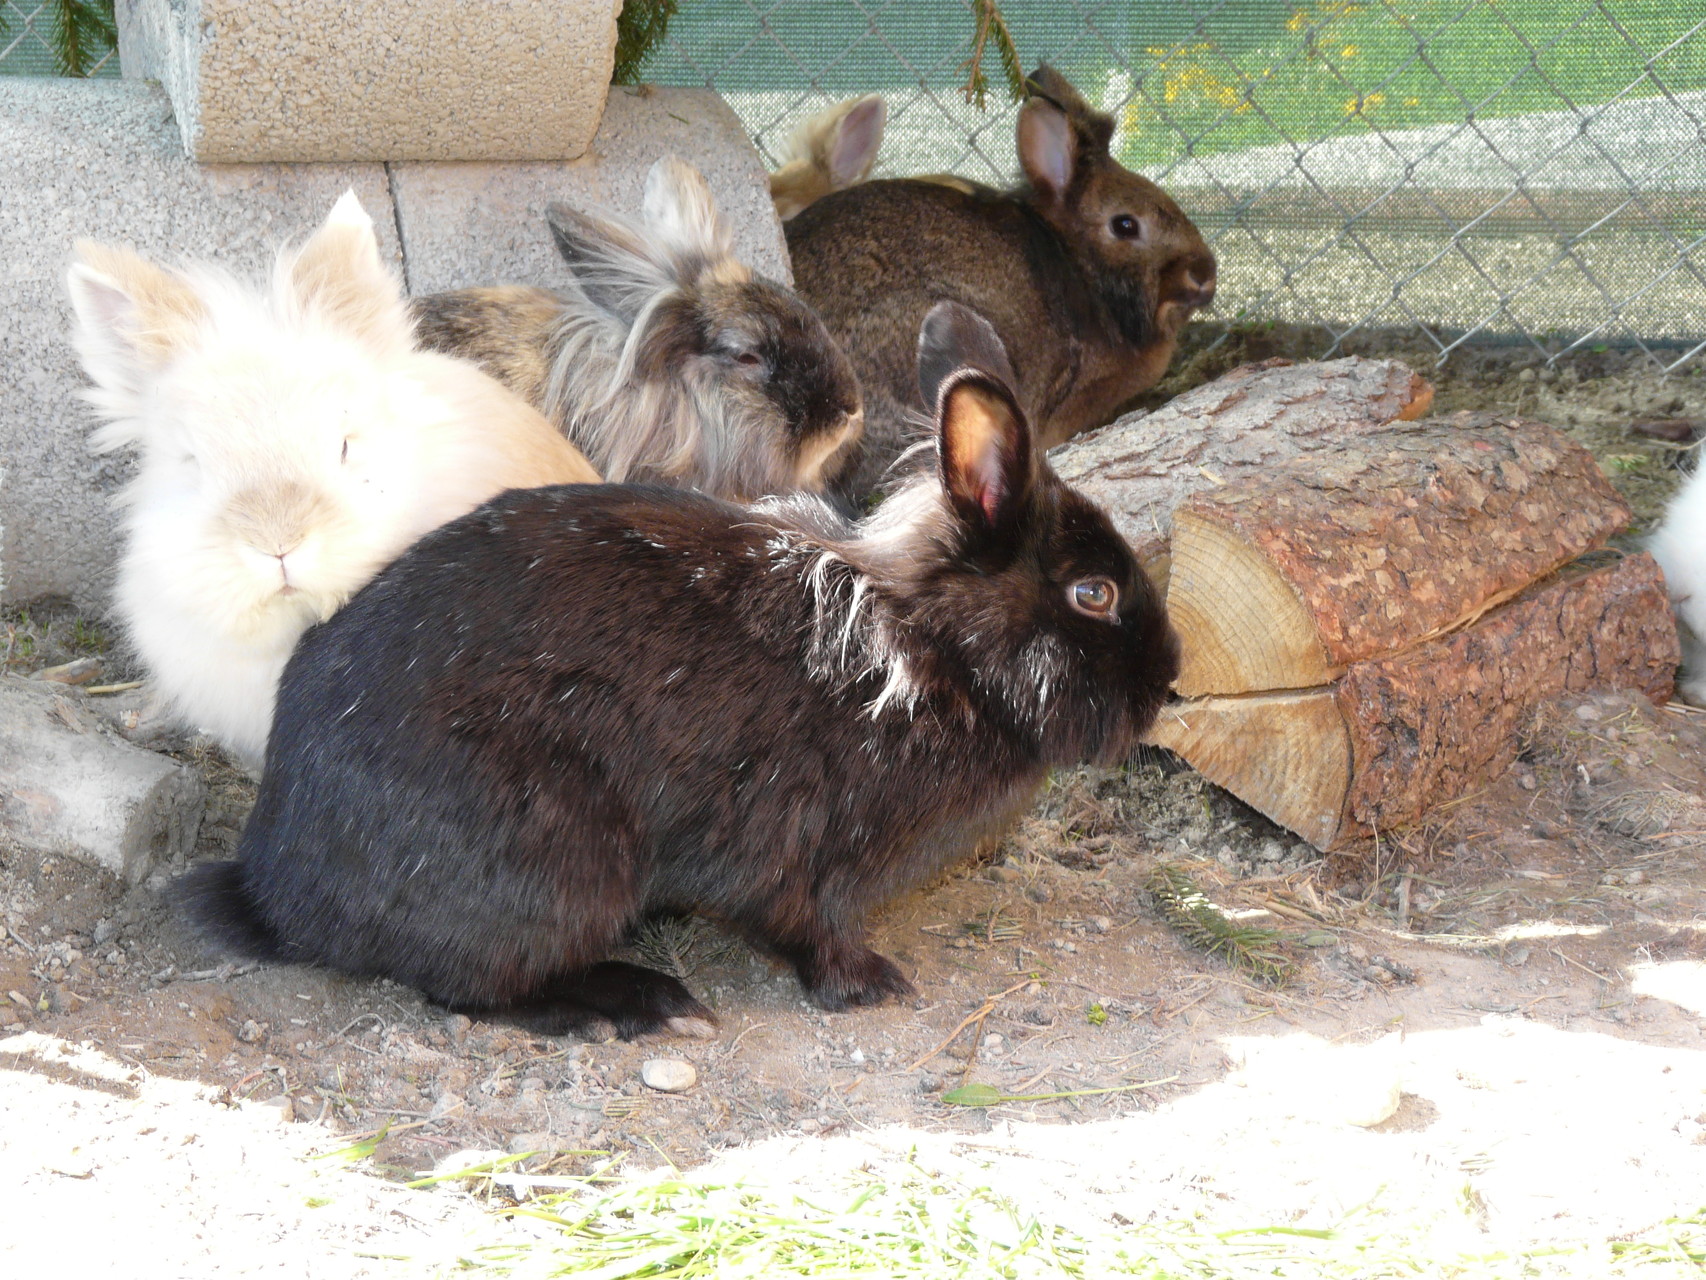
[173,303,1178,1039]
[788,64,1217,499]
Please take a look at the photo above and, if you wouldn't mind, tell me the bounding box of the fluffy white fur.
[1649,457,1706,702]
[68,192,599,771]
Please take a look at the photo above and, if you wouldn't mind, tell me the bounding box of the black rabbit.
[177,302,1179,1040]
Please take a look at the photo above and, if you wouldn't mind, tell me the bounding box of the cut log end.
[1145,689,1349,850]
[1167,509,1336,697]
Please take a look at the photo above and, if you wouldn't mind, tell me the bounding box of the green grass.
[1115,1,1706,167]
[422,1158,1706,1278]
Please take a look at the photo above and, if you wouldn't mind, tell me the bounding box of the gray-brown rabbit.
[414,157,863,503]
[788,65,1217,500]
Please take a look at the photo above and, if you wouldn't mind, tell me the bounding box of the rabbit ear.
[917,300,1018,409]
[822,96,886,188]
[284,190,413,357]
[921,302,1032,533]
[1018,65,1115,203]
[545,200,675,321]
[642,156,736,267]
[67,241,207,431]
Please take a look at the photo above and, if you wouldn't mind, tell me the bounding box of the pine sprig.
[1146,863,1294,985]
[49,0,117,78]
[961,0,1026,110]
[613,0,679,86]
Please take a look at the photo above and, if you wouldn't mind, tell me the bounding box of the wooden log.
[1148,553,1678,851]
[1050,355,1433,584]
[1167,413,1631,696]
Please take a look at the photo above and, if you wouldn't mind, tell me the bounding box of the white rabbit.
[1650,457,1706,702]
[67,192,601,772]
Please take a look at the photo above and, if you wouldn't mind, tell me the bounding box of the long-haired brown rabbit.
[413,156,863,503]
[176,302,1178,1039]
[788,64,1218,499]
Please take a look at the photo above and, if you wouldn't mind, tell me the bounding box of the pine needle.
[49,0,117,78]
[612,0,678,86]
[961,0,1026,109]
[1146,863,1294,985]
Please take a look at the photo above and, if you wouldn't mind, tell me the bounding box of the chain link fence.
[4,2,1700,371]
[0,1,116,78]
[643,0,1706,373]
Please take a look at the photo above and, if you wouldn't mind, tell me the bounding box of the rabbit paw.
[803,946,917,1012]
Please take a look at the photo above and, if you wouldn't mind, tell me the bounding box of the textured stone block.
[0,677,205,884]
[393,87,794,291]
[116,0,621,162]
[0,78,394,612]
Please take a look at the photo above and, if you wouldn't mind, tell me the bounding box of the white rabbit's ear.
[642,156,737,269]
[283,190,413,357]
[67,241,207,429]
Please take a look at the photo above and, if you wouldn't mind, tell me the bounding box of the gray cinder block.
[116,0,622,163]
[392,86,795,291]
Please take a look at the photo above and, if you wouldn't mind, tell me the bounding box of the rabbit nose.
[1177,265,1217,309]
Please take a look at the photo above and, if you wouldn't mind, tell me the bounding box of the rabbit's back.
[789,179,1121,497]
[242,484,1045,1008]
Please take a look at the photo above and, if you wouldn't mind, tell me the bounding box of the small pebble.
[237,1019,267,1044]
[1574,703,1602,722]
[641,1058,697,1093]
[917,1072,941,1093]
[987,866,1023,883]
[981,1032,1004,1050]
[1088,915,1113,934]
[443,1013,472,1048]
[256,1094,296,1125]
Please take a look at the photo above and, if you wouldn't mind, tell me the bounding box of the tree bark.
[1166,412,1631,696]
[1147,553,1678,851]
[1050,355,1434,583]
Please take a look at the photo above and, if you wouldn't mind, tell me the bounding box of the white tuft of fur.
[1650,456,1706,702]
[752,475,961,720]
[68,197,597,771]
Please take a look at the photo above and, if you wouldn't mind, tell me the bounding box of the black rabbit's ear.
[922,303,1031,530]
[938,372,1033,535]
[917,300,1017,408]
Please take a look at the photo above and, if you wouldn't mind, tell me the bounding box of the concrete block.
[0,676,205,884]
[393,86,794,293]
[116,0,621,163]
[0,77,394,612]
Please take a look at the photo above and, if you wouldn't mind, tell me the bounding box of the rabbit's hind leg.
[468,961,716,1041]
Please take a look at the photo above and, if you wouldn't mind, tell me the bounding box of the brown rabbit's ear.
[67,242,208,436]
[544,197,680,321]
[923,302,1032,531]
[1018,65,1115,203]
[285,191,413,358]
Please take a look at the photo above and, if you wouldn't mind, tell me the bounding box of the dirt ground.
[4,336,1706,1274]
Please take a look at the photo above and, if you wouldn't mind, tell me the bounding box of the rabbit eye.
[1070,577,1119,618]
[733,351,763,368]
[1109,214,1143,241]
